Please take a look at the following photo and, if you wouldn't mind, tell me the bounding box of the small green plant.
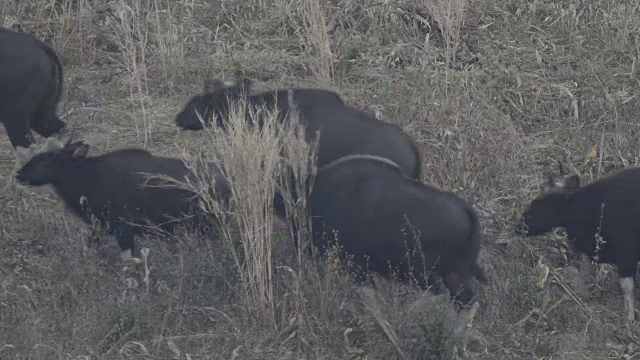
[416,316,454,360]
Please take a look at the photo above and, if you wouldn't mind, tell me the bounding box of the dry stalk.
[108,0,152,146]
[425,0,466,97]
[301,0,334,85]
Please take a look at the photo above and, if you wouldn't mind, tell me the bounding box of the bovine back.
[304,104,421,179]
[587,167,640,195]
[245,88,344,120]
[558,167,640,226]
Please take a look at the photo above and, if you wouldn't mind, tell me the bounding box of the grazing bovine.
[0,27,66,150]
[175,78,422,180]
[175,78,345,128]
[516,170,640,321]
[306,155,486,305]
[15,138,230,264]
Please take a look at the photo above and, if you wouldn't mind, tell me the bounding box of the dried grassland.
[2,0,640,358]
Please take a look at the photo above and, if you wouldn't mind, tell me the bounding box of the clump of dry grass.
[301,0,334,85]
[424,0,467,96]
[102,0,197,145]
[176,92,319,326]
[180,102,285,321]
[107,0,153,146]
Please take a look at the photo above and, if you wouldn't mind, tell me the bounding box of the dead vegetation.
[2,0,640,358]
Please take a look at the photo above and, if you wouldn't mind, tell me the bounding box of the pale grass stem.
[107,0,189,145]
[425,0,466,97]
[109,0,152,146]
[149,0,185,90]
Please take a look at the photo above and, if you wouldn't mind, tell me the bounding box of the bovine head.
[16,138,89,186]
[515,174,581,236]
[175,78,253,130]
[443,261,487,306]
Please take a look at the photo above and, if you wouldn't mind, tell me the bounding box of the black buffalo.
[0,27,66,150]
[15,138,230,264]
[175,78,422,180]
[306,154,486,305]
[516,170,640,321]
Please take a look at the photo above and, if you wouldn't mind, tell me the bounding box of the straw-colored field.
[2,1,640,358]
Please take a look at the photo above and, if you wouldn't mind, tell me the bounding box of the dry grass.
[2,0,640,358]
[176,99,314,323]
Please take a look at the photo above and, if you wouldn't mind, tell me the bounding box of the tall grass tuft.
[301,0,334,85]
[107,0,152,146]
[424,0,467,97]
[179,93,316,323]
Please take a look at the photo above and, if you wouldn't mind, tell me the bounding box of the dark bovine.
[305,154,486,305]
[15,138,230,264]
[174,78,422,180]
[516,170,640,321]
[0,27,66,150]
[175,78,344,129]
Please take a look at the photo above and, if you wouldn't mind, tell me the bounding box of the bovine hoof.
[124,257,143,265]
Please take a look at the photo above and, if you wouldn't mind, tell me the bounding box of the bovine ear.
[543,176,564,193]
[203,79,224,94]
[71,143,89,159]
[564,174,581,191]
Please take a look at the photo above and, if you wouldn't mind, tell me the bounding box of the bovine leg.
[2,117,36,192]
[3,116,35,149]
[31,116,66,138]
[113,225,142,265]
[620,277,635,322]
[616,232,639,322]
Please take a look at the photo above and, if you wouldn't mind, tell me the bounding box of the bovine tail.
[465,204,487,283]
[39,38,63,119]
